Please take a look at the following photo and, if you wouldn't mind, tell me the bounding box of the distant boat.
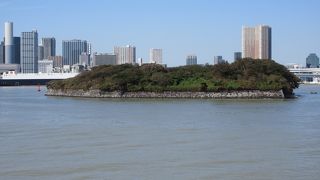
[310,91,318,94]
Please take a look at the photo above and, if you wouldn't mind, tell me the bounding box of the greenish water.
[0,85,319,180]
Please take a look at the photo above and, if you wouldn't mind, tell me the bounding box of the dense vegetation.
[47,58,300,96]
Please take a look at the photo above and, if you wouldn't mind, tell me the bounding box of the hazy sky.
[0,0,319,66]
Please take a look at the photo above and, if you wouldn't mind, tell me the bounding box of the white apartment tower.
[242,25,272,59]
[149,48,162,64]
[114,45,136,64]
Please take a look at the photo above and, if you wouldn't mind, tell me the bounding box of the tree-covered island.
[47,59,300,98]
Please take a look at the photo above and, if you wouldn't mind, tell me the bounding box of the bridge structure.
[289,68,320,84]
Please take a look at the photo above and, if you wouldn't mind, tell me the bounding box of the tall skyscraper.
[42,38,56,59]
[234,52,242,61]
[242,25,272,59]
[186,55,197,65]
[38,45,44,61]
[4,22,14,64]
[114,45,136,64]
[149,48,163,64]
[13,37,20,64]
[306,53,319,68]
[62,40,87,65]
[0,41,4,64]
[214,56,226,65]
[3,22,20,65]
[86,42,92,55]
[21,30,38,73]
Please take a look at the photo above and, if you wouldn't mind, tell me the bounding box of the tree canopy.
[47,58,300,97]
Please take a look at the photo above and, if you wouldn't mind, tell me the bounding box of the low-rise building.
[93,53,117,66]
[79,52,90,66]
[48,56,63,68]
[38,60,53,73]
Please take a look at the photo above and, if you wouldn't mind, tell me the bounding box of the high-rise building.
[93,53,117,66]
[149,48,163,64]
[306,53,319,68]
[242,27,255,59]
[4,22,14,64]
[234,52,242,61]
[38,45,44,61]
[13,37,20,64]
[87,42,92,55]
[21,30,38,73]
[3,22,20,65]
[114,45,136,64]
[42,38,56,59]
[138,58,143,66]
[214,56,226,65]
[0,41,4,64]
[62,40,87,65]
[186,55,197,65]
[242,25,272,59]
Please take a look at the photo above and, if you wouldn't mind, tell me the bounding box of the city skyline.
[0,0,319,66]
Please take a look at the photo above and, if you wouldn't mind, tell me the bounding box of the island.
[46,58,300,99]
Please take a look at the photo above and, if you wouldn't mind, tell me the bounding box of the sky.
[0,0,319,67]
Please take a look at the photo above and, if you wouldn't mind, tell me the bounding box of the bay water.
[0,85,319,179]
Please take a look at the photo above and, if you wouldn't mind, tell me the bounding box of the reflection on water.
[0,85,320,179]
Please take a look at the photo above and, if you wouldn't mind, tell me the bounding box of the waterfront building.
[42,38,56,59]
[21,30,38,73]
[214,56,226,65]
[289,67,320,83]
[0,64,20,73]
[93,53,117,66]
[306,53,319,68]
[242,25,272,59]
[114,45,136,64]
[38,45,44,61]
[62,40,87,66]
[48,56,63,68]
[149,48,163,64]
[38,60,53,73]
[234,52,242,61]
[186,55,197,65]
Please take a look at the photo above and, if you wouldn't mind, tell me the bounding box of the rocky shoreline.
[46,89,285,99]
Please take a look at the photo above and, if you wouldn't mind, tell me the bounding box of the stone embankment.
[46,89,285,99]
